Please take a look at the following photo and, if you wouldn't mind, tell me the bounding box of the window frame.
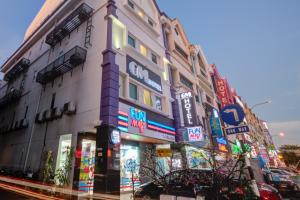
[129,82,138,100]
[128,34,136,48]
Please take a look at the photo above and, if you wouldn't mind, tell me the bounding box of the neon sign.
[130,107,146,133]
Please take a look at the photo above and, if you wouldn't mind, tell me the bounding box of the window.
[174,28,179,35]
[151,53,157,64]
[140,44,147,57]
[175,44,188,59]
[163,64,170,82]
[129,83,138,100]
[143,89,152,106]
[112,18,126,49]
[128,0,134,9]
[196,87,203,104]
[155,96,162,111]
[191,56,196,74]
[206,95,212,104]
[180,74,193,90]
[148,18,154,27]
[128,35,136,48]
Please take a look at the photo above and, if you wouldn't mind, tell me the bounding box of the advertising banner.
[127,55,162,93]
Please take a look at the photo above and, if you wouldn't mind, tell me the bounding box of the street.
[0,187,38,200]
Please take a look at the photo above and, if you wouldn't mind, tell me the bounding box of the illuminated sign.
[216,137,227,145]
[209,108,223,138]
[118,111,129,132]
[215,78,230,108]
[180,92,197,126]
[130,107,146,133]
[127,55,162,93]
[111,129,120,145]
[218,143,228,152]
[187,126,203,142]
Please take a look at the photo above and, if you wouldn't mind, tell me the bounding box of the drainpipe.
[23,87,42,172]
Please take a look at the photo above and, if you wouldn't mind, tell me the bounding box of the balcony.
[0,88,22,108]
[4,58,30,82]
[45,3,93,47]
[36,46,87,84]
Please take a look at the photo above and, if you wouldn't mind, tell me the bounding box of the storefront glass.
[120,144,141,191]
[78,139,96,194]
[55,134,72,185]
[185,146,211,169]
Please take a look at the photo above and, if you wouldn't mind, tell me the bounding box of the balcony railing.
[0,88,22,108]
[45,3,93,46]
[4,58,30,82]
[36,46,87,84]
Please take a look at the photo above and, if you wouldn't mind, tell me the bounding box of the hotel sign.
[180,92,197,126]
[215,78,230,108]
[127,55,162,93]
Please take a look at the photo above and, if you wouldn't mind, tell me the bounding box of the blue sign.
[216,137,227,145]
[221,104,245,126]
[225,125,249,135]
[209,108,223,137]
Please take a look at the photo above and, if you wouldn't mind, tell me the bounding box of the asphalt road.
[0,187,38,200]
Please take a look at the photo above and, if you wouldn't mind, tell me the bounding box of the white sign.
[187,126,203,142]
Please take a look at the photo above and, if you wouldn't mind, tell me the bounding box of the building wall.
[0,0,108,172]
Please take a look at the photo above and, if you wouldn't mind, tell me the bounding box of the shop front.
[118,100,176,192]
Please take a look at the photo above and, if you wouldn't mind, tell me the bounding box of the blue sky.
[0,0,299,147]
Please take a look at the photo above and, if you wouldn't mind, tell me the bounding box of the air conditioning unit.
[14,121,20,130]
[52,107,62,118]
[64,101,76,115]
[35,112,44,123]
[20,119,29,128]
[44,109,52,121]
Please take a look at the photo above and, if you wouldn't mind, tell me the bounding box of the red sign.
[215,78,230,108]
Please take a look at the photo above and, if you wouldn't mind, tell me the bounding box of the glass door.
[78,139,96,194]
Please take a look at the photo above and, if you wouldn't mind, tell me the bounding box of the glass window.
[180,74,193,90]
[120,145,140,191]
[143,89,152,106]
[129,83,138,100]
[128,35,136,48]
[196,87,203,104]
[151,53,157,64]
[112,19,125,49]
[128,0,134,9]
[148,18,154,27]
[140,44,147,57]
[155,96,162,111]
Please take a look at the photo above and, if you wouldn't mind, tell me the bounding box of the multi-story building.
[0,0,233,197]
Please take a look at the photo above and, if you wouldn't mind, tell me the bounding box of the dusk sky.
[0,0,299,147]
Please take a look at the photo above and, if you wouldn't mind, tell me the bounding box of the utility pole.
[238,135,260,197]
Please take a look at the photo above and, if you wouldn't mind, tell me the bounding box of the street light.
[250,100,272,110]
[271,132,285,138]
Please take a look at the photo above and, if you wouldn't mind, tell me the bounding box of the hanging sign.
[130,107,146,133]
[127,55,162,93]
[215,78,230,108]
[221,104,245,126]
[180,92,197,126]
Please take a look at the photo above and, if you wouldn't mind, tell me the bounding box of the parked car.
[263,170,300,198]
[258,183,282,200]
[270,168,293,180]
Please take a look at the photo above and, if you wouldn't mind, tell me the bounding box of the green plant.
[42,150,55,184]
[55,146,75,187]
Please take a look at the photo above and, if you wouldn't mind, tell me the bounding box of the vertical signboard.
[209,108,223,138]
[215,78,230,108]
[180,92,197,126]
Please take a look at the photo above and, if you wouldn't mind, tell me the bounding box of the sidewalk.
[0,175,119,199]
